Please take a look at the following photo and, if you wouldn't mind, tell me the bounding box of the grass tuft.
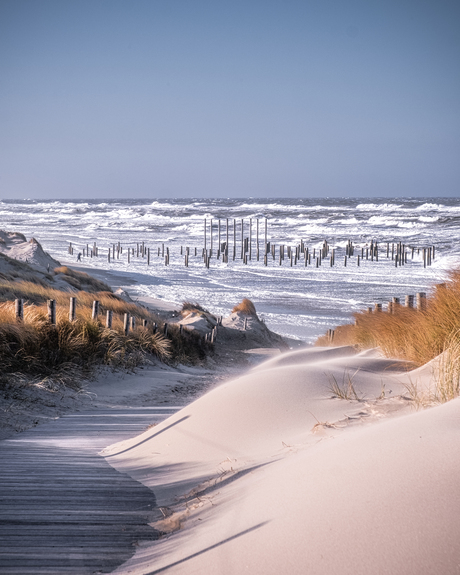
[232,298,257,316]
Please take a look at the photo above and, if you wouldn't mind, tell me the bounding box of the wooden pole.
[47,300,56,325]
[405,295,414,308]
[106,310,113,329]
[204,218,207,252]
[416,292,426,311]
[123,313,129,335]
[218,220,221,258]
[264,218,268,255]
[15,298,23,321]
[69,297,76,322]
[210,219,213,256]
[92,300,100,320]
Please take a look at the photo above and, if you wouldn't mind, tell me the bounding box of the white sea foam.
[0,197,456,342]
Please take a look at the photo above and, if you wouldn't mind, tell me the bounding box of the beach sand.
[2,242,460,573]
[99,346,460,575]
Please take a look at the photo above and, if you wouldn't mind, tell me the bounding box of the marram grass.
[0,294,207,386]
[316,268,460,403]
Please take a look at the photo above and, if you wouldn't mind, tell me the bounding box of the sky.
[0,0,459,199]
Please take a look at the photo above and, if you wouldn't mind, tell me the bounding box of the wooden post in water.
[106,310,113,329]
[249,218,252,260]
[210,219,213,256]
[218,220,221,258]
[47,300,56,325]
[69,297,76,322]
[204,219,207,253]
[256,218,259,261]
[147,248,150,265]
[233,219,236,260]
[15,298,24,321]
[240,219,244,259]
[264,218,268,255]
[92,300,100,320]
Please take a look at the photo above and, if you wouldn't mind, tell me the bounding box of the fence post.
[130,316,136,330]
[163,323,168,336]
[416,292,426,311]
[47,300,56,325]
[69,297,76,321]
[15,298,24,321]
[106,310,113,329]
[123,313,129,335]
[92,300,100,320]
[405,295,414,308]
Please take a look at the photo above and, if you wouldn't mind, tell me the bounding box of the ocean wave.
[418,216,439,222]
[356,203,402,211]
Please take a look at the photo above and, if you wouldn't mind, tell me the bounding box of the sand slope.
[101,346,460,574]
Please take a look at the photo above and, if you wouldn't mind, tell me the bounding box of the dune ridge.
[101,345,460,574]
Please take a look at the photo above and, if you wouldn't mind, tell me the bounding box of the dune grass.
[232,298,257,315]
[0,284,208,388]
[54,266,112,292]
[317,268,460,403]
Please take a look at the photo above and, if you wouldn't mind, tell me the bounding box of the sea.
[1,197,459,343]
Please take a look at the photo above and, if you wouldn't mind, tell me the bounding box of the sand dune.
[101,346,460,574]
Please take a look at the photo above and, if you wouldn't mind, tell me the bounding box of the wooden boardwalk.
[0,406,178,574]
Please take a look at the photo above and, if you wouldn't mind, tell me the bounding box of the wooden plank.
[0,407,177,574]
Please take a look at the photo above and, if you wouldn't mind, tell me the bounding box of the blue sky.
[0,0,459,199]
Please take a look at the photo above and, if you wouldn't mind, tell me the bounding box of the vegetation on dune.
[53,266,112,292]
[232,298,258,316]
[0,272,209,388]
[181,301,209,315]
[316,268,460,403]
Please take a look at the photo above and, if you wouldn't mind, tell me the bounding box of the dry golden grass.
[317,269,460,403]
[317,269,460,364]
[0,277,209,386]
[54,266,111,292]
[232,298,257,316]
[181,301,209,316]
